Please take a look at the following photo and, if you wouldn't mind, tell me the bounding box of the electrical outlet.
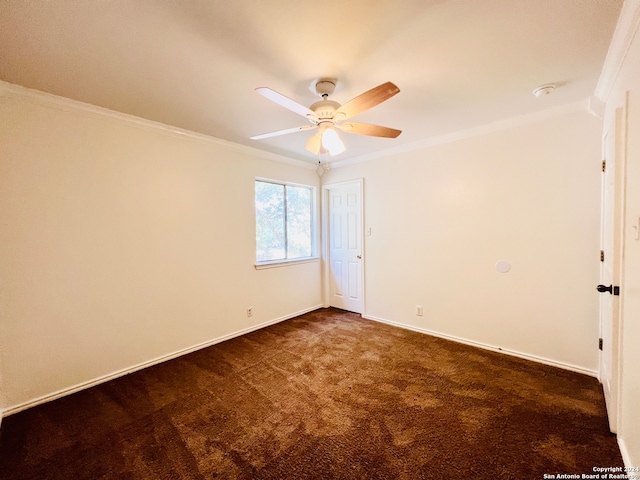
[416,305,423,316]
[247,307,253,317]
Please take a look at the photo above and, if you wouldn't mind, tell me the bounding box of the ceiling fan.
[250,79,402,156]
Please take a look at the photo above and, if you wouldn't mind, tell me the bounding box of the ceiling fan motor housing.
[310,99,340,122]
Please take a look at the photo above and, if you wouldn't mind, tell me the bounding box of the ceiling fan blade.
[304,130,323,155]
[250,125,315,140]
[256,87,315,118]
[338,122,402,138]
[335,82,400,120]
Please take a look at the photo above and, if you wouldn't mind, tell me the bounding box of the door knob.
[357,255,362,259]
[597,284,620,295]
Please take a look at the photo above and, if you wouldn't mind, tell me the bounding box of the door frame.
[321,178,365,313]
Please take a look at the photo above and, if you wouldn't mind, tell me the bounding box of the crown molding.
[587,96,605,119]
[0,79,604,172]
[330,99,590,169]
[594,0,640,102]
[0,80,316,171]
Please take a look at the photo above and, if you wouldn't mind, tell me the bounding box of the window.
[255,179,315,264]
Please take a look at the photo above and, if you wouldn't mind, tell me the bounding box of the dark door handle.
[597,284,620,295]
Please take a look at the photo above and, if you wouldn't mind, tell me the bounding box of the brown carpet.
[0,308,623,479]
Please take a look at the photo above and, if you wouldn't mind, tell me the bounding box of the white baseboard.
[618,437,634,468]
[362,313,599,378]
[1,305,324,418]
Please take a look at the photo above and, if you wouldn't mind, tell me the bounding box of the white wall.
[0,80,610,430]
[324,105,603,374]
[0,83,322,413]
[599,0,640,467]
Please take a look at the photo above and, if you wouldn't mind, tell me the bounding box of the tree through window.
[255,180,313,262]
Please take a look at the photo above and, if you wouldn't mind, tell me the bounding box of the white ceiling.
[0,0,623,164]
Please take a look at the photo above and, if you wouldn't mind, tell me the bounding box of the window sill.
[254,257,319,270]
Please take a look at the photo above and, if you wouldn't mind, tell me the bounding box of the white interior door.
[325,181,363,313]
[599,101,627,434]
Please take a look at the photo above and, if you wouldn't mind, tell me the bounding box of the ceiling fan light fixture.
[321,125,345,155]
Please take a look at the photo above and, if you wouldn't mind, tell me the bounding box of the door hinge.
[602,160,606,172]
[599,338,603,351]
[600,250,604,262]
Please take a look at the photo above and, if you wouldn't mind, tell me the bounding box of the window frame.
[254,178,318,269]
